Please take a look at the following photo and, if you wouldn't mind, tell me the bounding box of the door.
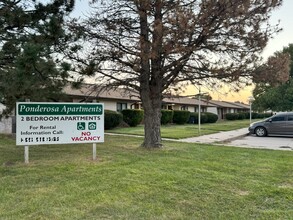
[266,115,287,134]
[285,114,293,135]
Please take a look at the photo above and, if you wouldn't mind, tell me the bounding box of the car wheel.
[255,126,267,137]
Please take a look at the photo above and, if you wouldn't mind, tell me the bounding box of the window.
[272,116,285,122]
[288,115,293,121]
[131,103,141,109]
[181,106,188,111]
[117,102,127,112]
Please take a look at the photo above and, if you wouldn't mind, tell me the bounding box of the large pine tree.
[69,0,282,148]
[0,0,74,115]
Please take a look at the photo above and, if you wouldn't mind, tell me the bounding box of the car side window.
[271,116,285,122]
[288,115,293,121]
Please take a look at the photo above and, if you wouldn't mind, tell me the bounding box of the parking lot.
[227,135,293,151]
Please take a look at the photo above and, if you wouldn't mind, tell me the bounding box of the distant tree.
[0,0,75,115]
[194,93,212,102]
[69,0,283,148]
[283,44,293,77]
[253,51,290,87]
[252,44,292,111]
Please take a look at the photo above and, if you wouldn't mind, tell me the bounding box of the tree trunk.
[140,88,163,148]
[138,1,163,148]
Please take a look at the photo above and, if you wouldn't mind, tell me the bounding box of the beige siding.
[190,106,196,112]
[102,100,117,111]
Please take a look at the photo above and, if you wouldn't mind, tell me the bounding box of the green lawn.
[108,119,256,139]
[0,134,292,219]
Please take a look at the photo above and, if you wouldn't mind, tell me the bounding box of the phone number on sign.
[20,137,60,143]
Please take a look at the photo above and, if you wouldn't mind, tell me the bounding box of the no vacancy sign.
[16,102,104,146]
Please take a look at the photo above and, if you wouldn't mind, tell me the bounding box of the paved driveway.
[227,135,293,151]
[178,128,292,151]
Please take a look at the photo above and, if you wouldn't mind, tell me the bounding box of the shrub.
[200,113,208,124]
[104,110,123,130]
[161,110,173,124]
[264,112,273,118]
[173,110,190,124]
[256,113,265,119]
[122,109,144,127]
[243,112,250,119]
[238,112,246,120]
[188,112,197,124]
[188,112,209,124]
[225,113,239,120]
[203,112,218,123]
[251,112,259,119]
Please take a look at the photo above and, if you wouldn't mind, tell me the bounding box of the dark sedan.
[249,112,293,137]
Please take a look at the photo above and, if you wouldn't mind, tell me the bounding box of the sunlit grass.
[0,134,292,219]
[108,119,257,139]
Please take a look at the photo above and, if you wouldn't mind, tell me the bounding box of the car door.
[266,114,287,134]
[285,114,293,135]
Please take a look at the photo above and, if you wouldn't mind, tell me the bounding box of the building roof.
[226,101,250,109]
[64,84,216,107]
[63,84,140,102]
[163,96,216,107]
[208,100,249,109]
[64,84,248,109]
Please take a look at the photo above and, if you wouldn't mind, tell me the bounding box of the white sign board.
[16,102,104,146]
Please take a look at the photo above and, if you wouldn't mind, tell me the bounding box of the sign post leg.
[24,146,29,164]
[93,143,96,160]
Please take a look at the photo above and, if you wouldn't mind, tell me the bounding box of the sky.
[262,0,293,59]
[71,0,293,103]
[206,0,293,103]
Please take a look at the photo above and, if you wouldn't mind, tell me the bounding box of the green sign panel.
[16,102,104,146]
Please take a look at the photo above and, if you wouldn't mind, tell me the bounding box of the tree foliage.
[68,0,282,147]
[0,0,74,115]
[253,51,290,87]
[252,44,292,111]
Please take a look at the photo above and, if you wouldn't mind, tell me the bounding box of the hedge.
[104,110,123,130]
[122,109,144,127]
[191,112,207,124]
[251,112,259,119]
[173,110,190,124]
[161,110,173,124]
[225,113,239,120]
[188,112,197,124]
[243,112,250,119]
[263,112,273,118]
[238,112,246,120]
[200,113,208,124]
[203,112,218,123]
[225,112,273,120]
[188,112,217,124]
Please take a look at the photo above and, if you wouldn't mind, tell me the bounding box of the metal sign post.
[93,143,97,160]
[24,145,29,164]
[92,100,97,161]
[24,99,30,164]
